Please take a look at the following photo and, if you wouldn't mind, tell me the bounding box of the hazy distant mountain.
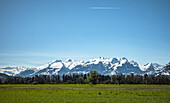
[0,57,169,77]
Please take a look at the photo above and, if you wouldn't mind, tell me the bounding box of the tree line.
[0,71,169,85]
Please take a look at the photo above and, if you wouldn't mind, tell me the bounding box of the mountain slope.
[0,73,9,79]
[0,57,169,77]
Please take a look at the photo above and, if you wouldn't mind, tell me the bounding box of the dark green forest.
[0,71,169,85]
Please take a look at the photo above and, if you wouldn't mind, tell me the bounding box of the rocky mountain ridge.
[0,57,169,77]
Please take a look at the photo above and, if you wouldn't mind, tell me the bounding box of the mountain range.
[0,57,169,77]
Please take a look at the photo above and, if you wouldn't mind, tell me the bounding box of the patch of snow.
[0,57,168,77]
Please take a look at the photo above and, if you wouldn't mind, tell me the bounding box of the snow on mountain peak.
[139,63,163,72]
[65,59,73,62]
[111,58,119,64]
[121,57,127,60]
[0,66,28,76]
[0,57,169,77]
[50,62,63,69]
[51,60,62,63]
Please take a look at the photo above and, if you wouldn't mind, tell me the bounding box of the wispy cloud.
[89,7,121,10]
[0,52,52,57]
[0,52,93,58]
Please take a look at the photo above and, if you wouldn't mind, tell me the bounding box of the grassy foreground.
[0,84,170,103]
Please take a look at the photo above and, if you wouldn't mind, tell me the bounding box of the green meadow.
[0,84,170,103]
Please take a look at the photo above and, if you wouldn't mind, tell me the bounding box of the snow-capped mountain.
[0,66,31,76]
[0,57,169,77]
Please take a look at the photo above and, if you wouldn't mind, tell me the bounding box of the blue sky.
[0,0,170,67]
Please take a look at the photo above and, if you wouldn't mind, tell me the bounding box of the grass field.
[0,84,170,103]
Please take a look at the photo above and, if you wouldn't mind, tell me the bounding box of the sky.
[0,0,170,67]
